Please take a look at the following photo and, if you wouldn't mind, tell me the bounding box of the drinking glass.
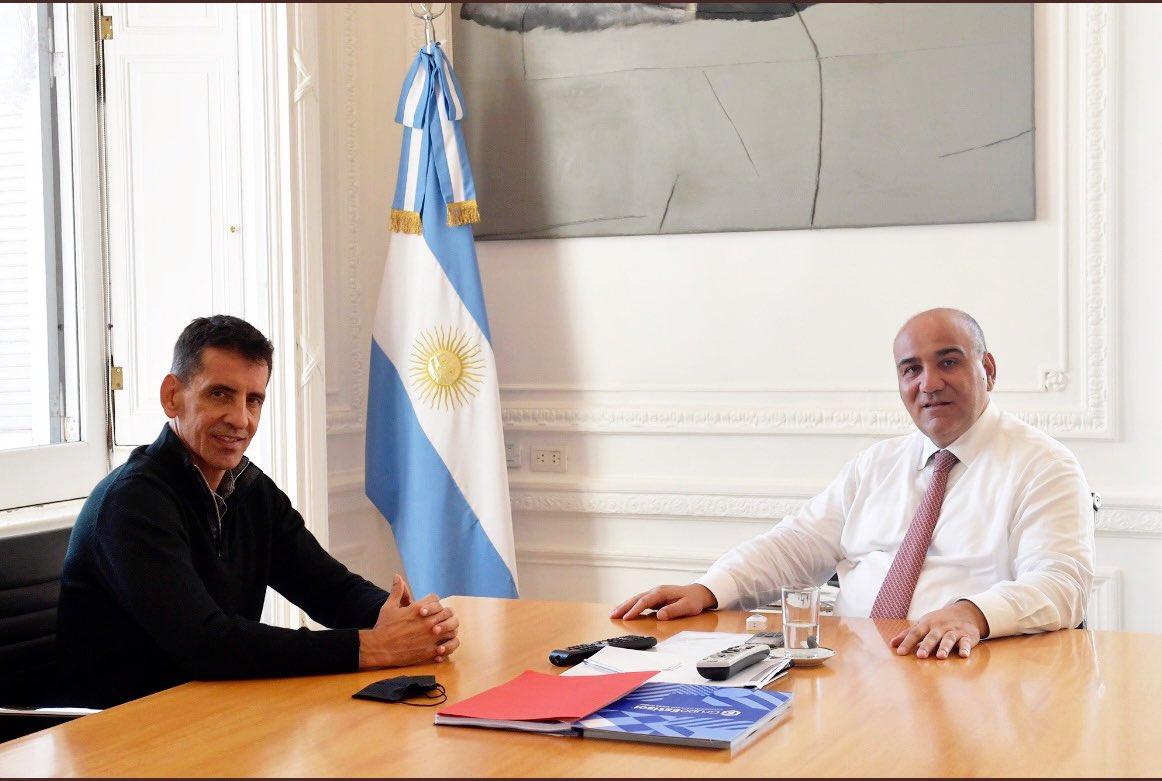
[781,584,821,656]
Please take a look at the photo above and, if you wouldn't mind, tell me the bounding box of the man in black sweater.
[56,316,459,708]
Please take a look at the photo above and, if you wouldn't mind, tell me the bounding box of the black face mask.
[353,675,447,707]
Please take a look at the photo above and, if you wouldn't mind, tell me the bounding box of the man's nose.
[918,367,944,394]
[223,398,248,429]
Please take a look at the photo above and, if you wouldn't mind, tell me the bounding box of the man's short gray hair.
[954,310,988,357]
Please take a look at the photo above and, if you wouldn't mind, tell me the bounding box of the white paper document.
[654,631,753,659]
[562,633,790,689]
[561,646,686,676]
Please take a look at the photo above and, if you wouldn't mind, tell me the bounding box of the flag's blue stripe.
[365,338,517,598]
[392,125,431,214]
[417,158,492,343]
[428,106,456,206]
[448,115,476,202]
[393,126,413,212]
[394,54,426,126]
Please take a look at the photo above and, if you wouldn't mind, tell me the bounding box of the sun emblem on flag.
[409,326,484,410]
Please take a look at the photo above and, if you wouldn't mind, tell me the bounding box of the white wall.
[319,3,1161,633]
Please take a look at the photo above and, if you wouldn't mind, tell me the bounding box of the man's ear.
[982,352,997,392]
[160,373,182,418]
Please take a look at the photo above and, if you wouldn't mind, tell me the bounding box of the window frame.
[0,3,110,513]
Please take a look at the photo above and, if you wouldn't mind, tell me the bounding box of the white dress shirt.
[695,401,1095,638]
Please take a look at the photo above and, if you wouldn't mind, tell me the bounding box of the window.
[0,4,109,511]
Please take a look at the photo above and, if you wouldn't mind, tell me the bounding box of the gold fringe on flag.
[446,199,480,226]
[390,209,423,234]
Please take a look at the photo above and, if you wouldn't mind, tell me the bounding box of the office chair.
[0,526,98,743]
[1075,491,1102,631]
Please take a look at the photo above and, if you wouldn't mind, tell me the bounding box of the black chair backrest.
[0,527,71,700]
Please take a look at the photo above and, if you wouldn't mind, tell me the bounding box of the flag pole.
[410,3,447,48]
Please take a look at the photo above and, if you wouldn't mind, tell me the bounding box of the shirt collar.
[160,421,249,499]
[189,456,248,499]
[918,399,1000,470]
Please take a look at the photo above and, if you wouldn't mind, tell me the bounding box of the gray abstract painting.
[450,3,1034,240]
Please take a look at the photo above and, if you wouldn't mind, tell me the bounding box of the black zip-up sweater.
[56,425,389,708]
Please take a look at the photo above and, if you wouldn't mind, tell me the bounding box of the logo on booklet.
[633,704,743,717]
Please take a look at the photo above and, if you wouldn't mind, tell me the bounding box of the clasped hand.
[358,574,460,669]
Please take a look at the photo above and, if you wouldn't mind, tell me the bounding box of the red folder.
[437,670,657,722]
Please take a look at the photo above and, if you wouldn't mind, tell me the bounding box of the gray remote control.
[695,644,771,681]
[746,631,784,648]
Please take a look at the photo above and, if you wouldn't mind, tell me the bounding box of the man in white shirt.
[611,308,1095,661]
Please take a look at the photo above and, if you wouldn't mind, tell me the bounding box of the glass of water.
[781,584,821,656]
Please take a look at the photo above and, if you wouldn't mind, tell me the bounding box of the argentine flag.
[365,42,518,599]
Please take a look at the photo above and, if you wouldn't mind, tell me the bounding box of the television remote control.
[548,635,658,666]
[746,631,785,648]
[696,644,771,681]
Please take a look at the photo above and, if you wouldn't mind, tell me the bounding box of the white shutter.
[0,4,50,450]
[103,3,244,445]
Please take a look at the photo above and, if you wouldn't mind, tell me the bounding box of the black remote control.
[548,635,658,666]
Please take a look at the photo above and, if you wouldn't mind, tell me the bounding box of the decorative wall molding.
[325,3,368,435]
[1040,370,1069,393]
[517,546,714,574]
[509,484,807,523]
[506,480,1161,538]
[1080,1,1116,440]
[1092,504,1162,537]
[501,404,915,437]
[329,470,1162,538]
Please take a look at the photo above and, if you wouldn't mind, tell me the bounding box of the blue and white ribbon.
[391,42,478,233]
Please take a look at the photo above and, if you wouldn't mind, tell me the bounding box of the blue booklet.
[577,682,792,752]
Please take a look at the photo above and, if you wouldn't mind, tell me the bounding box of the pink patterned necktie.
[869,449,960,619]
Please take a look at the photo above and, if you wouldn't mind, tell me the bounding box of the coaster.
[771,647,836,668]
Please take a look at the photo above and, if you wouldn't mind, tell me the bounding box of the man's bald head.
[896,308,987,358]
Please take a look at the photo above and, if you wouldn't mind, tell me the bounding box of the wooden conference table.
[0,596,1159,777]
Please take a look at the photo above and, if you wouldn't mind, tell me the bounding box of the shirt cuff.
[959,590,1018,639]
[694,570,739,612]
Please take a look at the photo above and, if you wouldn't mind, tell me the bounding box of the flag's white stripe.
[436,96,466,203]
[440,56,464,119]
[403,129,423,212]
[371,233,516,579]
[402,65,427,127]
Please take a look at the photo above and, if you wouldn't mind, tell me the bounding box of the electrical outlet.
[530,446,567,473]
[504,441,520,469]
